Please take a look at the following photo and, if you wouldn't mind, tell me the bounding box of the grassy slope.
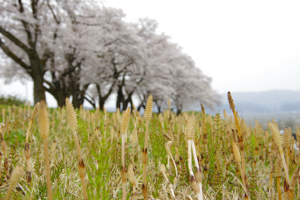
[0,104,297,199]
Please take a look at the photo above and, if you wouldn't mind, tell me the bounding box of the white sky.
[105,0,300,93]
[1,0,300,107]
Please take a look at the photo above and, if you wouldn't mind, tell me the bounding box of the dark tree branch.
[30,0,40,47]
[96,83,101,97]
[61,59,84,77]
[31,0,38,19]
[103,80,116,99]
[0,38,31,73]
[0,27,30,53]
[95,79,116,102]
[84,96,96,109]
[33,24,40,47]
[43,79,55,93]
[18,0,24,13]
[47,0,61,24]
[43,85,51,93]
[82,83,90,93]
[104,39,119,47]
[41,49,51,67]
[20,20,34,47]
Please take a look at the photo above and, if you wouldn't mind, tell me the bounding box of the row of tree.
[0,0,220,114]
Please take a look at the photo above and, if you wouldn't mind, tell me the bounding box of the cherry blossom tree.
[79,7,146,110]
[0,0,57,103]
[43,0,99,108]
[1,1,220,111]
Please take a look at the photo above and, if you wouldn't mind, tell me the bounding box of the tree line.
[0,0,220,114]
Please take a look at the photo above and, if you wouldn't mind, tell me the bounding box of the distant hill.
[103,90,300,116]
[214,90,300,114]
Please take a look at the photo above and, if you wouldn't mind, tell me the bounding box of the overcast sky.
[105,0,300,92]
[1,0,300,107]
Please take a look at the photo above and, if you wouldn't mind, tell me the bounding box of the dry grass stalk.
[165,141,178,177]
[269,122,290,187]
[275,156,282,200]
[185,114,203,200]
[2,108,4,123]
[228,91,249,198]
[25,102,40,143]
[283,127,290,175]
[142,95,152,199]
[120,107,130,200]
[128,163,137,200]
[66,98,88,200]
[104,106,108,139]
[288,167,300,199]
[160,164,176,199]
[4,166,24,200]
[38,100,53,200]
[50,139,57,157]
[131,126,138,164]
[25,102,39,183]
[0,151,2,179]
[232,141,250,199]
[4,157,9,180]
[0,122,10,180]
[297,128,300,165]
[110,127,114,144]
[5,93,300,199]
[201,104,209,175]
[269,167,274,199]
[0,124,4,178]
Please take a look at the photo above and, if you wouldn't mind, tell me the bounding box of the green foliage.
[0,95,25,106]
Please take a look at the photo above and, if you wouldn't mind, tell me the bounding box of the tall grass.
[0,94,299,199]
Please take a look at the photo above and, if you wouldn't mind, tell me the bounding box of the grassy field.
[0,95,299,199]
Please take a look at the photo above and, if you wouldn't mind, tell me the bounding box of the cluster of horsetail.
[0,92,299,199]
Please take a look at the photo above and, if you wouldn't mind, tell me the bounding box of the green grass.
[0,103,298,199]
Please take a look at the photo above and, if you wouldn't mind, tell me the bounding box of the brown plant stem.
[73,130,88,200]
[269,171,273,199]
[279,148,290,187]
[142,120,149,199]
[277,176,282,200]
[79,159,88,200]
[122,133,127,200]
[43,138,53,200]
[284,180,288,200]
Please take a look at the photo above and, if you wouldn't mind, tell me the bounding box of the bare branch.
[47,0,61,24]
[0,38,31,73]
[0,27,30,53]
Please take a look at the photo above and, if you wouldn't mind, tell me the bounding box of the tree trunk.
[47,80,68,108]
[53,90,67,107]
[116,85,124,110]
[68,76,86,109]
[71,91,82,109]
[176,108,182,115]
[122,92,133,112]
[33,77,45,104]
[154,100,161,113]
[99,97,105,111]
[95,82,115,111]
[129,97,134,110]
[157,105,161,113]
[123,100,129,111]
[71,84,86,109]
[30,53,46,104]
